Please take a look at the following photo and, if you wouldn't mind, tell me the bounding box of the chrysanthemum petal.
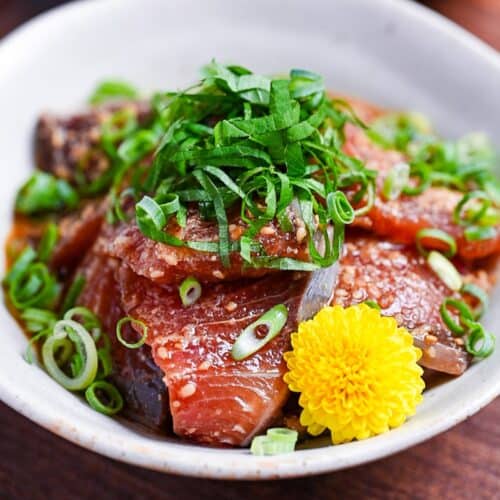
[284,304,425,444]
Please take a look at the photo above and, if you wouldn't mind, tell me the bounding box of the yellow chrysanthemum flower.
[284,304,425,444]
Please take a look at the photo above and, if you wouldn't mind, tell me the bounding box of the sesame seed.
[260,225,275,236]
[296,227,307,243]
[150,269,165,279]
[172,400,181,408]
[198,361,211,371]
[225,301,237,312]
[157,347,168,359]
[179,383,197,399]
[213,270,225,279]
[424,334,438,345]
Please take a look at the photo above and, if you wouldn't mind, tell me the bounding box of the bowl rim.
[0,0,499,480]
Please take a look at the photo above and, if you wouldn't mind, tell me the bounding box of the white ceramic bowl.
[0,0,499,480]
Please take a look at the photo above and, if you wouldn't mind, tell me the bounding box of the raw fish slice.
[334,236,496,375]
[343,123,500,261]
[35,101,152,184]
[117,261,338,445]
[101,206,310,285]
[76,250,170,431]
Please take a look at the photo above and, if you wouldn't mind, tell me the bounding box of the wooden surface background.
[1,1,499,498]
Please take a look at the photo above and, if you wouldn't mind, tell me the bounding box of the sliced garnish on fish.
[333,235,496,375]
[116,259,338,445]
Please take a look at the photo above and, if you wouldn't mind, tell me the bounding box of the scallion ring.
[179,276,202,306]
[464,225,496,242]
[64,307,102,336]
[402,164,431,196]
[85,381,124,416]
[96,348,113,379]
[231,304,288,361]
[416,228,457,258]
[9,262,59,310]
[382,162,410,201]
[250,427,298,456]
[464,323,495,358]
[327,191,355,224]
[427,251,462,291]
[42,319,98,391]
[453,190,492,226]
[440,298,474,336]
[116,316,148,349]
[4,246,37,287]
[461,283,489,319]
[353,182,375,217]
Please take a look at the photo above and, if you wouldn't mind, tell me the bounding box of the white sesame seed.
[260,226,275,236]
[179,383,197,399]
[296,227,307,243]
[157,347,168,359]
[225,301,237,312]
[198,361,211,371]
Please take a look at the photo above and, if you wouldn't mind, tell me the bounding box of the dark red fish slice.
[334,235,496,375]
[76,249,170,431]
[101,207,309,285]
[51,200,106,276]
[35,101,152,184]
[117,262,337,446]
[343,123,500,260]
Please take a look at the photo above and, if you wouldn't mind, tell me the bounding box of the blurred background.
[0,1,499,50]
[0,1,498,499]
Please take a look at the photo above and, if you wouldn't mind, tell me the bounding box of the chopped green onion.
[464,225,496,241]
[15,172,78,215]
[64,307,102,336]
[327,191,355,224]
[464,323,495,358]
[179,276,202,306]
[461,283,489,319]
[85,381,124,415]
[8,261,59,310]
[23,329,51,364]
[37,223,58,263]
[21,308,57,333]
[440,298,474,336]
[427,251,462,291]
[61,275,86,313]
[353,182,375,217]
[42,319,98,391]
[250,428,298,456]
[231,304,288,361]
[453,190,492,226]
[382,162,410,201]
[416,228,457,258]
[363,300,381,311]
[4,247,37,287]
[402,163,432,196]
[89,80,139,105]
[96,348,113,380]
[116,316,148,349]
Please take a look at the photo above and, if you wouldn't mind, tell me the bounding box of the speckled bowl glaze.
[0,0,499,480]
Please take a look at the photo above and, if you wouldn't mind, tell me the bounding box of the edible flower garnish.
[284,304,425,444]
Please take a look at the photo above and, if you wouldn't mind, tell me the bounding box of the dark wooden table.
[1,1,499,498]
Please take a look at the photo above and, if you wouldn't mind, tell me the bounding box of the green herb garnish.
[132,61,373,270]
[89,80,139,105]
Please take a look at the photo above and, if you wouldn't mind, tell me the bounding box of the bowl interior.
[0,0,499,479]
